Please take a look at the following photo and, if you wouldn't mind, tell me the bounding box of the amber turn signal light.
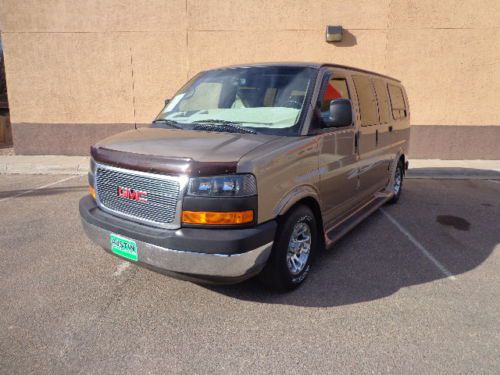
[88,185,96,200]
[182,210,254,225]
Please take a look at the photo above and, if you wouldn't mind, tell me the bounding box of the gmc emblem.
[117,186,148,203]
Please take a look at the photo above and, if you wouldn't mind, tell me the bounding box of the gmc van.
[80,63,410,291]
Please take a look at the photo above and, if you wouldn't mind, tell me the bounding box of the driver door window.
[320,78,350,123]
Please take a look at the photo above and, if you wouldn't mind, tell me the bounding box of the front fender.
[273,184,322,217]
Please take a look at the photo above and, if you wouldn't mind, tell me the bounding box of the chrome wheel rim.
[286,222,312,275]
[394,166,402,195]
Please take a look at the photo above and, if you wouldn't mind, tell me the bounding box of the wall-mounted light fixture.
[325,26,343,43]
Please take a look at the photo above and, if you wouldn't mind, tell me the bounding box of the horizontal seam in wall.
[0,30,183,34]
[1,27,498,34]
[411,124,500,127]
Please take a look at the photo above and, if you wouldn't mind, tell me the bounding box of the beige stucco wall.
[0,0,499,156]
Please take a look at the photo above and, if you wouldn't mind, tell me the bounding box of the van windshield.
[154,66,317,135]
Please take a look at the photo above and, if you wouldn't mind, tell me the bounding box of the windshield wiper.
[152,119,184,129]
[192,120,257,134]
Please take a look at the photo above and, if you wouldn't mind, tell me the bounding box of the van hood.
[95,127,278,162]
[91,127,279,176]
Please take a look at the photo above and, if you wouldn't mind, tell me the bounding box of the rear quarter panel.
[389,82,411,162]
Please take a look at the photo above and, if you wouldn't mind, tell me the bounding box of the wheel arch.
[384,149,407,194]
[275,191,325,250]
[389,148,406,177]
[398,153,406,175]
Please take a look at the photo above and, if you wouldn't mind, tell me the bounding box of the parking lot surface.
[0,174,499,374]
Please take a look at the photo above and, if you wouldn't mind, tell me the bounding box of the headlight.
[186,174,257,197]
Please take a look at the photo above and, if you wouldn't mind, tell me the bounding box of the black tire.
[258,205,318,291]
[388,160,404,204]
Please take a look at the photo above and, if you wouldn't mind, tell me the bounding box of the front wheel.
[258,205,318,291]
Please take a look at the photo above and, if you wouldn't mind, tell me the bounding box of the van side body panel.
[382,82,410,186]
[238,67,410,237]
[316,128,360,228]
[313,68,363,228]
[350,74,389,201]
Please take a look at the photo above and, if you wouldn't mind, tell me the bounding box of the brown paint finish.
[94,127,279,163]
[91,146,237,177]
[88,125,281,176]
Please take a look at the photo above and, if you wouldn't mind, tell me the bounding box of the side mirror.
[164,98,170,106]
[326,98,353,127]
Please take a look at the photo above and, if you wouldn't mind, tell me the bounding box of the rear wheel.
[388,160,404,204]
[258,205,318,291]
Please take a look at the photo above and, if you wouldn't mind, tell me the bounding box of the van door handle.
[354,131,360,151]
[376,129,379,144]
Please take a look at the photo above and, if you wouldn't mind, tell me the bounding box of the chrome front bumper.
[81,219,273,280]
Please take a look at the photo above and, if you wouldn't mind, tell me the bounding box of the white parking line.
[0,175,80,203]
[113,261,131,276]
[380,208,457,281]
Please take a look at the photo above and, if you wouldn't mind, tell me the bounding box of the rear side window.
[373,79,391,124]
[352,75,378,126]
[388,84,407,120]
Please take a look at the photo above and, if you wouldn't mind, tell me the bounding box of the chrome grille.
[95,165,181,227]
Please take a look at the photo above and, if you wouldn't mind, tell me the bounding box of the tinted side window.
[373,79,390,124]
[352,75,378,126]
[388,84,407,120]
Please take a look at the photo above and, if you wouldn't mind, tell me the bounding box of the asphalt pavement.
[0,174,499,374]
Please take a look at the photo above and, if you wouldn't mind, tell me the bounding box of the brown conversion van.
[80,63,410,291]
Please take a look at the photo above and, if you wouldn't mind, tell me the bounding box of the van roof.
[213,62,401,83]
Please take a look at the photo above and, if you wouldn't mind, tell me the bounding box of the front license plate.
[110,234,138,261]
